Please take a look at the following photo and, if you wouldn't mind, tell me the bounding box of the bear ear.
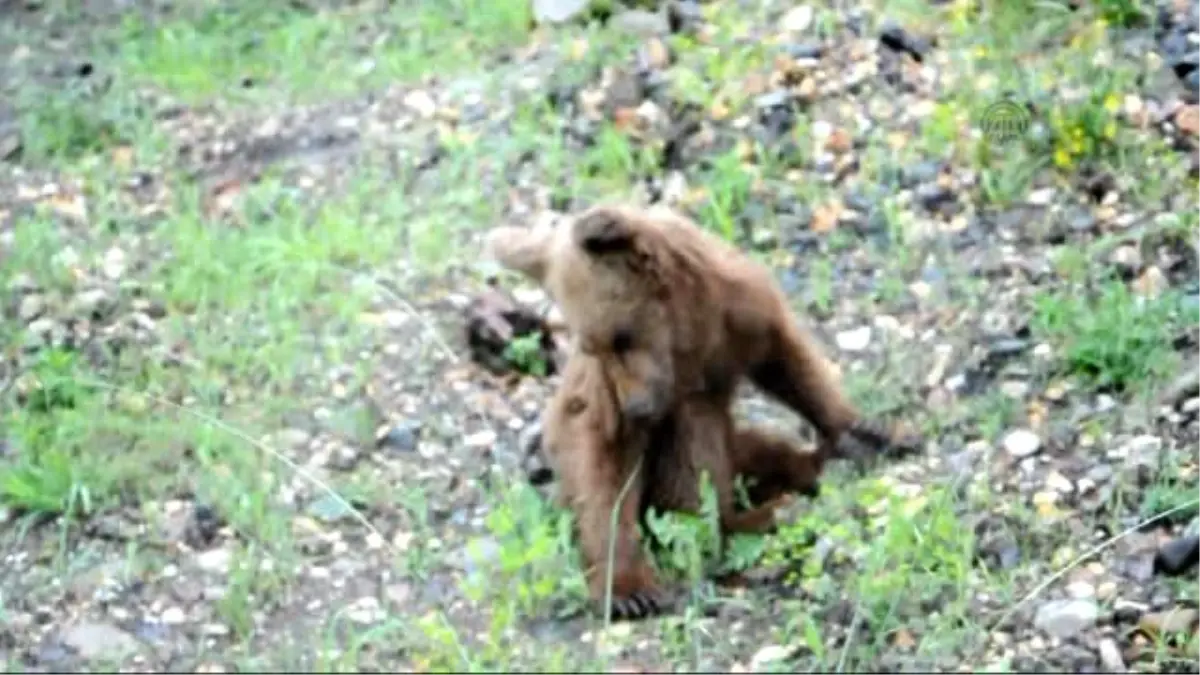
[483,226,550,282]
[573,207,635,255]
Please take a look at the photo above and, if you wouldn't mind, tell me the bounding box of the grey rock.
[1034,599,1099,639]
[531,0,588,24]
[17,294,45,321]
[61,621,140,661]
[1153,533,1199,577]
[70,288,114,320]
[610,9,670,37]
[376,421,421,454]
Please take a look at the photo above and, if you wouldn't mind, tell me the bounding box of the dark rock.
[916,183,956,213]
[1186,70,1200,94]
[666,0,702,34]
[879,19,931,62]
[786,42,824,60]
[1161,30,1192,63]
[377,421,421,454]
[185,503,223,549]
[1171,51,1199,83]
[1064,206,1097,233]
[1153,533,1199,576]
[902,160,941,187]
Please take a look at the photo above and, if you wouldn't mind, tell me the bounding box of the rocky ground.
[0,0,1198,672]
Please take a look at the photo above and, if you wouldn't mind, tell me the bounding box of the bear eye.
[612,329,634,353]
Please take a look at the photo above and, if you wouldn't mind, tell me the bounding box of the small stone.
[1109,245,1142,275]
[610,9,670,37]
[810,201,842,233]
[1097,638,1125,672]
[102,247,127,280]
[825,127,852,153]
[835,326,872,352]
[1096,580,1118,600]
[160,607,187,624]
[1003,429,1041,458]
[376,421,421,453]
[463,430,497,448]
[1133,266,1168,298]
[1182,397,1200,415]
[17,294,45,321]
[532,0,588,23]
[384,583,412,607]
[750,644,793,670]
[61,621,139,660]
[344,596,384,625]
[275,428,311,450]
[781,6,814,32]
[75,288,116,320]
[1027,187,1055,206]
[1176,104,1199,136]
[1046,471,1074,494]
[403,90,437,118]
[1066,580,1096,599]
[1034,599,1099,639]
[196,548,232,574]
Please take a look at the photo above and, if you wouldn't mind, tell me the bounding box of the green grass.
[2,0,1198,671]
[114,1,533,105]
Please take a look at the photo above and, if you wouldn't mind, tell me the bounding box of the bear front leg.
[748,322,920,466]
[572,457,668,621]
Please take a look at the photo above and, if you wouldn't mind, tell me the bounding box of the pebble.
[196,548,232,574]
[61,621,139,660]
[381,420,429,451]
[17,294,45,321]
[1097,638,1125,671]
[1065,580,1096,599]
[1002,429,1041,458]
[463,430,497,448]
[1027,187,1056,206]
[160,606,187,624]
[750,644,793,670]
[781,6,814,32]
[1034,598,1099,639]
[835,326,872,352]
[1045,471,1074,494]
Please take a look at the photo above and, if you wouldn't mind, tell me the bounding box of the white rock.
[1046,471,1074,494]
[750,644,792,671]
[781,6,813,32]
[402,90,437,118]
[835,326,872,352]
[463,430,497,448]
[196,548,232,574]
[1097,638,1125,671]
[1003,429,1042,458]
[1027,187,1056,206]
[1066,580,1096,599]
[161,606,188,624]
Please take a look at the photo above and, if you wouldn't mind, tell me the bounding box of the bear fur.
[533,345,825,619]
[484,203,918,619]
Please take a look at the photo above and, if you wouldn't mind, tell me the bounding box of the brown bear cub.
[533,347,826,619]
[484,203,919,620]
